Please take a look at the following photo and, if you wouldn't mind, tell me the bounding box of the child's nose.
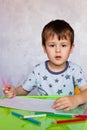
[55,46,61,52]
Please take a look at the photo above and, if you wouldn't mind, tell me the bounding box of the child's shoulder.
[32,61,46,74]
[35,61,45,67]
[68,61,82,70]
[33,61,46,71]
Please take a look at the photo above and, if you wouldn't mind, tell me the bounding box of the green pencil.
[35,112,73,118]
[47,113,73,118]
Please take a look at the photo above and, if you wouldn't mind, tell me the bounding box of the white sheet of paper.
[0,96,57,113]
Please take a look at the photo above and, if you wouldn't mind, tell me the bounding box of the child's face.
[42,34,74,68]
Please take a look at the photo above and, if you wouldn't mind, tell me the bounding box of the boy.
[3,19,87,111]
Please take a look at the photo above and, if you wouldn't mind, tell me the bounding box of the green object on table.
[0,95,87,130]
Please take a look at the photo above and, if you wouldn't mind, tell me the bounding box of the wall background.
[0,0,87,97]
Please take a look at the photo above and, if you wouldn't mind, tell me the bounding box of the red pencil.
[55,118,87,124]
[75,115,87,119]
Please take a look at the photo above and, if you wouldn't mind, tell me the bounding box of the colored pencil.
[75,115,87,119]
[1,77,10,90]
[54,118,87,124]
[22,114,46,119]
[47,113,73,118]
[48,113,87,118]
[12,111,23,117]
[35,112,73,118]
[11,111,41,125]
[35,112,87,119]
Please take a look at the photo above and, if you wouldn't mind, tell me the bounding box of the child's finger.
[7,92,15,98]
[5,90,10,94]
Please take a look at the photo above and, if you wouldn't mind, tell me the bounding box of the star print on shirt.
[65,75,70,79]
[56,89,63,94]
[77,78,82,83]
[80,71,82,74]
[49,84,52,87]
[38,73,40,75]
[43,75,48,80]
[35,64,40,67]
[32,71,35,74]
[55,79,59,83]
[63,84,66,87]
[69,91,73,95]
[72,68,75,71]
[28,78,31,81]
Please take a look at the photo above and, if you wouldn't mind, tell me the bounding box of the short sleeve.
[22,70,37,92]
[73,65,87,88]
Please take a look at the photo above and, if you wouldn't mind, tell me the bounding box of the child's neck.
[47,61,67,73]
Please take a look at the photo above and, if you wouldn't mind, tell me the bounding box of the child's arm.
[3,85,29,98]
[53,85,87,111]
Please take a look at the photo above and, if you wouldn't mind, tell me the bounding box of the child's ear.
[70,43,74,53]
[42,44,46,53]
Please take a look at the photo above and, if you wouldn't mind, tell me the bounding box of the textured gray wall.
[0,0,87,97]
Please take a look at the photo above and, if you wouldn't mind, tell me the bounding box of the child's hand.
[53,95,80,111]
[2,85,17,98]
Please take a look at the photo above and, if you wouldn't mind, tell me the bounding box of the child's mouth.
[55,56,61,59]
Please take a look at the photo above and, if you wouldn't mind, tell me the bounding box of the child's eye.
[49,45,55,47]
[62,45,67,47]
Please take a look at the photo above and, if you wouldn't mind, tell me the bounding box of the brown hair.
[42,19,74,46]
